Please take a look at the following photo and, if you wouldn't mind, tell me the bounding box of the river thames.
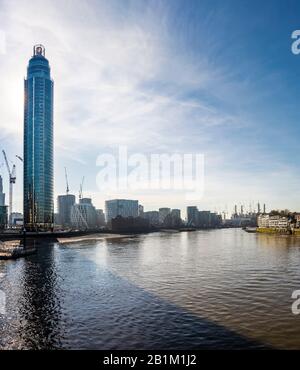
[0,228,300,349]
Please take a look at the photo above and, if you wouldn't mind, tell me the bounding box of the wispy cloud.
[0,0,298,214]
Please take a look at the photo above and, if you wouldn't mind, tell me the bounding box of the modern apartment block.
[105,199,139,223]
[158,208,171,224]
[57,194,76,227]
[71,198,97,230]
[23,45,54,230]
[0,175,5,206]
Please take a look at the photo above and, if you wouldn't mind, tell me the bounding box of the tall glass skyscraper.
[24,45,54,230]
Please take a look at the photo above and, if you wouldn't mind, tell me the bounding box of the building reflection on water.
[1,244,63,349]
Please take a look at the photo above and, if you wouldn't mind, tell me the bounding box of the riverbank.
[256,227,294,235]
[57,233,132,244]
[0,229,117,242]
[249,227,300,236]
[0,227,224,242]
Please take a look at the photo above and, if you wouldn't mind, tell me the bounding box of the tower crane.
[16,155,23,162]
[2,150,16,227]
[64,167,69,195]
[79,176,84,200]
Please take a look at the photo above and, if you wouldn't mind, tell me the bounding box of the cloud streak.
[0,0,299,214]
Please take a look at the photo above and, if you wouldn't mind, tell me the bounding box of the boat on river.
[0,240,37,260]
[244,227,257,233]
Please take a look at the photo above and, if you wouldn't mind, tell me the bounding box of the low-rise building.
[257,214,269,228]
[111,216,150,233]
[258,213,290,230]
[268,215,280,228]
[278,217,288,229]
[295,214,300,228]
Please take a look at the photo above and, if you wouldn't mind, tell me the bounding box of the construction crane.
[64,167,69,195]
[79,176,84,200]
[16,155,23,162]
[2,150,16,227]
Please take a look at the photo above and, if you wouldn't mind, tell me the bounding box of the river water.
[0,228,300,349]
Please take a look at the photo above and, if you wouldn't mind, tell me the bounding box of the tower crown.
[28,45,50,79]
[33,44,45,57]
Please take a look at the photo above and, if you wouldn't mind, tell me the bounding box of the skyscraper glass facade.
[24,45,54,230]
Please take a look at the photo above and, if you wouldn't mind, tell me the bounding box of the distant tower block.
[263,204,266,214]
[0,175,5,206]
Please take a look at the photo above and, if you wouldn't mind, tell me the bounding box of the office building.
[11,212,23,226]
[198,210,211,228]
[138,204,144,217]
[170,209,182,228]
[187,207,222,228]
[23,45,54,230]
[105,199,139,223]
[0,206,7,230]
[158,208,171,225]
[143,211,159,227]
[71,198,97,230]
[57,194,76,228]
[0,175,5,206]
[96,209,106,227]
[187,206,199,227]
[171,209,181,220]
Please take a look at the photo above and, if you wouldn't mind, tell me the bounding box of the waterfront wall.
[256,227,292,235]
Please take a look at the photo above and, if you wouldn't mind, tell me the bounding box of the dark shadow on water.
[67,268,272,350]
[1,242,272,350]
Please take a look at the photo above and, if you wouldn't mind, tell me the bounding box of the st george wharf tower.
[23,45,54,231]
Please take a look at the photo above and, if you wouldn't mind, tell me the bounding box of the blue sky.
[0,0,300,216]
